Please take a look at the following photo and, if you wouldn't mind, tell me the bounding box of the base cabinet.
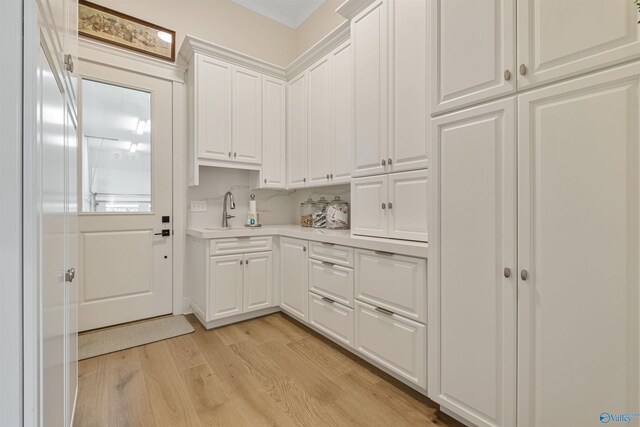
[308,293,354,347]
[280,237,308,321]
[243,252,273,312]
[355,301,426,388]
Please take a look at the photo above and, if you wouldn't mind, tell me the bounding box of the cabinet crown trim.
[285,21,350,79]
[335,0,376,19]
[179,35,287,79]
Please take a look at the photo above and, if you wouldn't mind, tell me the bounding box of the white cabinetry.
[280,237,309,321]
[243,251,273,312]
[309,293,354,347]
[209,254,244,320]
[429,65,640,427]
[287,73,308,188]
[307,57,332,186]
[251,76,286,188]
[353,0,428,177]
[232,67,262,164]
[330,40,353,184]
[352,170,428,242]
[430,0,640,114]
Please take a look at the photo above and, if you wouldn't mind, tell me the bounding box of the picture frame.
[78,0,176,62]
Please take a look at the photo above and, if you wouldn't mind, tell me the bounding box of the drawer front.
[355,301,426,388]
[309,293,354,347]
[209,236,273,255]
[309,259,354,307]
[354,249,426,322]
[309,241,354,267]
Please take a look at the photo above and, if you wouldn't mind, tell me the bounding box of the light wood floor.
[74,313,463,427]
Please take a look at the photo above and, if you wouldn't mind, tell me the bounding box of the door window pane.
[81,79,151,212]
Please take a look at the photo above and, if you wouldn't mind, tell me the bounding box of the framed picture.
[78,0,176,62]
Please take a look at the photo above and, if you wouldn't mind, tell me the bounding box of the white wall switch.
[190,200,207,212]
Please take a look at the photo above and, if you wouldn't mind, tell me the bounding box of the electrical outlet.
[190,200,207,212]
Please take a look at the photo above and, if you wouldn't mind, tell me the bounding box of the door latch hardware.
[162,216,170,223]
[155,229,171,237]
[65,268,76,283]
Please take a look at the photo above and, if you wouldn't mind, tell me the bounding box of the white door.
[429,97,517,427]
[351,175,389,238]
[280,238,308,321]
[517,0,640,90]
[64,101,79,427]
[287,73,308,188]
[389,0,428,173]
[197,55,232,160]
[78,62,173,331]
[330,40,353,184]
[39,44,67,427]
[243,252,273,312]
[352,0,388,177]
[209,254,244,321]
[260,76,286,188]
[517,64,640,427]
[233,66,261,164]
[429,0,516,114]
[307,57,332,186]
[388,170,429,242]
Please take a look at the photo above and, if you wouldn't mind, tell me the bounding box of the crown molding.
[179,35,287,80]
[335,0,376,20]
[78,37,186,83]
[285,21,350,79]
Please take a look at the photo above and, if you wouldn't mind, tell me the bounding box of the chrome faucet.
[222,191,236,228]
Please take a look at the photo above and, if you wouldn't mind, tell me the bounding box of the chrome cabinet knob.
[381,159,386,166]
[504,69,511,81]
[381,203,386,209]
[504,267,511,278]
[388,158,392,165]
[521,269,529,280]
[65,268,75,283]
[519,64,528,76]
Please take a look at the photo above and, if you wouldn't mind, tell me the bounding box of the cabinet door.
[429,0,516,115]
[287,73,308,188]
[331,40,353,184]
[388,170,429,242]
[197,55,232,160]
[351,175,389,238]
[355,301,426,388]
[208,254,243,321]
[260,77,286,188]
[517,64,640,427]
[307,57,332,186]
[280,238,308,321]
[233,67,262,164]
[389,0,428,173]
[243,251,272,312]
[517,0,640,90]
[429,98,517,427]
[352,0,388,177]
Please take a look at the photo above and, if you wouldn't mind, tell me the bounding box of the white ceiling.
[230,0,326,29]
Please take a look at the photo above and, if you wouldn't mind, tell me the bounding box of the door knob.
[521,269,529,280]
[504,267,511,278]
[65,268,76,283]
[519,64,528,76]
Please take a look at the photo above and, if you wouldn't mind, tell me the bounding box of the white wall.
[0,0,23,425]
[188,167,350,229]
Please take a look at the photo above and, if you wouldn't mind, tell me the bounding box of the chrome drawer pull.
[321,297,335,304]
[375,307,394,316]
[374,250,394,256]
[321,261,335,267]
[321,242,335,246]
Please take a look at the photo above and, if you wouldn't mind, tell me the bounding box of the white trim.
[172,80,187,316]
[78,37,186,83]
[335,0,376,20]
[178,35,286,79]
[285,21,350,79]
[0,1,24,426]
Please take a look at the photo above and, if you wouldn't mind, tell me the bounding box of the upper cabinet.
[232,67,262,164]
[352,0,428,178]
[287,38,354,189]
[430,0,640,114]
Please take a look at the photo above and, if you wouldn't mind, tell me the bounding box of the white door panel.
[517,0,640,89]
[351,175,389,238]
[209,254,244,321]
[78,62,173,331]
[280,237,308,321]
[260,77,286,187]
[243,252,273,312]
[197,55,232,160]
[429,0,516,114]
[331,40,353,184]
[233,67,261,164]
[429,98,517,427]
[388,170,429,242]
[517,64,640,427]
[307,57,332,186]
[287,73,308,188]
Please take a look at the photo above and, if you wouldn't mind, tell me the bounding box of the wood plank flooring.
[74,313,463,427]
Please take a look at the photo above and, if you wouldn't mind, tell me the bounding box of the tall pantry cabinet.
[429,2,640,427]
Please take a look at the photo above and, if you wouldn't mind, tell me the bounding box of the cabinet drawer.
[309,241,354,267]
[309,259,354,307]
[209,236,272,255]
[355,301,426,388]
[309,293,354,347]
[354,249,426,322]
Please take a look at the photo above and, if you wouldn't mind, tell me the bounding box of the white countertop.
[186,224,428,258]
